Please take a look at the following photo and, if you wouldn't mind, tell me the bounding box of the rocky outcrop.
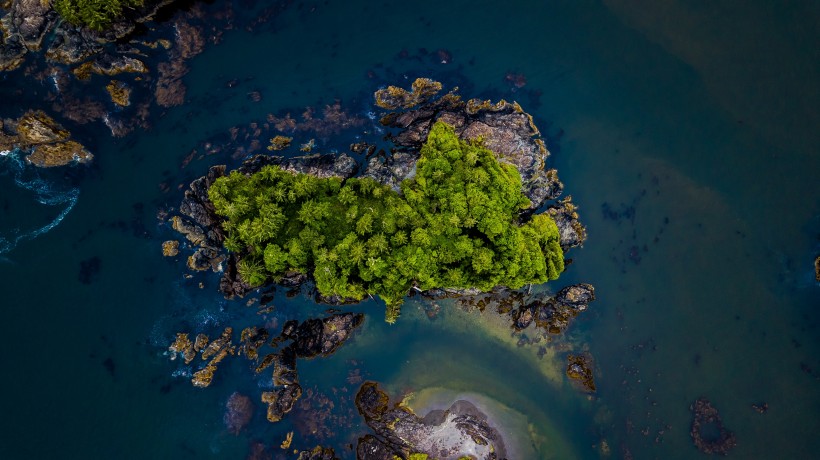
[0,0,58,70]
[566,354,596,392]
[355,382,507,460]
[0,110,93,167]
[690,398,737,455]
[369,79,566,214]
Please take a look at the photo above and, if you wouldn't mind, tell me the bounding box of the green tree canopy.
[208,121,564,322]
[54,0,144,31]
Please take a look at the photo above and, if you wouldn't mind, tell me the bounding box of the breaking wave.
[0,149,80,254]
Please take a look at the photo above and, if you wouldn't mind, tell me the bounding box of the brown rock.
[374,78,442,110]
[267,135,292,151]
[162,240,179,257]
[106,80,131,107]
[566,354,596,392]
[168,333,196,364]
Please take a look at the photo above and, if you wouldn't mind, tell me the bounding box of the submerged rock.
[355,382,507,460]
[224,392,254,435]
[690,398,737,455]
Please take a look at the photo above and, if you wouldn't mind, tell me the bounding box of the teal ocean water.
[1,1,818,458]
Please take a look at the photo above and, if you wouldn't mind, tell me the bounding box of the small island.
[208,121,565,322]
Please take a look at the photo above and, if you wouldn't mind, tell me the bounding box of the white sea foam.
[0,149,80,254]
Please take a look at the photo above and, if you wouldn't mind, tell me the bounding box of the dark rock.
[45,25,102,65]
[355,381,507,460]
[271,346,298,386]
[690,398,737,455]
[287,313,365,358]
[373,82,563,211]
[237,152,358,180]
[296,446,339,460]
[219,253,254,299]
[547,196,586,250]
[261,384,302,423]
[356,435,395,460]
[0,0,57,55]
[512,305,534,330]
[532,283,595,334]
[566,354,596,392]
[224,392,254,435]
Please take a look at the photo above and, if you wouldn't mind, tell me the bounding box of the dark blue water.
[1,1,818,458]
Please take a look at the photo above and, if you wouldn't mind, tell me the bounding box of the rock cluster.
[167,313,364,424]
[690,398,737,455]
[262,313,364,422]
[355,382,507,460]
[455,283,596,335]
[0,110,92,167]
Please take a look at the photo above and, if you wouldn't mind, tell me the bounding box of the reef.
[355,381,507,460]
[167,313,364,422]
[689,398,737,455]
[224,392,254,435]
[0,110,92,167]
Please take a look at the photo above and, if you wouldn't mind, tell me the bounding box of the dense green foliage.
[54,0,144,31]
[209,121,564,322]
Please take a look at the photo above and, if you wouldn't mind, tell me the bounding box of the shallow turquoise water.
[1,1,818,458]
